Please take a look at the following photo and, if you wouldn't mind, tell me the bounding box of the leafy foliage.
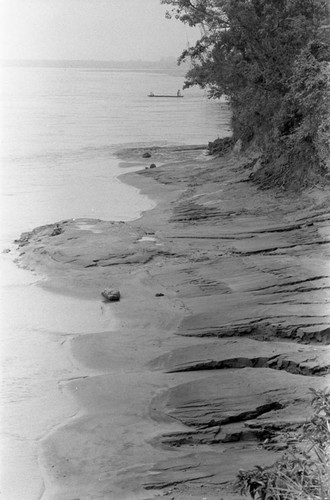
[161,0,330,189]
[235,388,330,500]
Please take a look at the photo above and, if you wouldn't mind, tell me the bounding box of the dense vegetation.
[161,0,330,189]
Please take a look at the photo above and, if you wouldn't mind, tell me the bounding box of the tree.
[162,0,330,189]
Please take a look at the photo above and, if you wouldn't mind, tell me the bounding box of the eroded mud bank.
[14,146,330,499]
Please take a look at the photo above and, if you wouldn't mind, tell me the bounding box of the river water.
[0,65,230,499]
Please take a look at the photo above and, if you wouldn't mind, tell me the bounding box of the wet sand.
[14,146,330,499]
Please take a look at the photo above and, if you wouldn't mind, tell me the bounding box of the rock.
[142,152,151,158]
[51,224,63,236]
[101,289,121,302]
[15,232,31,246]
[252,158,263,174]
[2,248,11,254]
[207,136,233,156]
[155,292,164,297]
[149,164,156,169]
[233,138,242,154]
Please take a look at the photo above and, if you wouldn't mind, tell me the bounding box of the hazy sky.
[1,0,199,61]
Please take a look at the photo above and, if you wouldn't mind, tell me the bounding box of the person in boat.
[177,89,182,96]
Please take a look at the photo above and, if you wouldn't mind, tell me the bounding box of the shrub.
[235,388,330,500]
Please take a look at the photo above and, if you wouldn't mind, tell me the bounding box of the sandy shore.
[14,146,330,500]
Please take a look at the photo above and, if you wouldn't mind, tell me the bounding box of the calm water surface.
[0,66,231,499]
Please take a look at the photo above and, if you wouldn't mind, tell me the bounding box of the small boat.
[148,94,184,98]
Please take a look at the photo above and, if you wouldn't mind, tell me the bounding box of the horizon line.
[1,56,183,63]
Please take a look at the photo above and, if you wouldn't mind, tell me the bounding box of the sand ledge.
[15,147,330,500]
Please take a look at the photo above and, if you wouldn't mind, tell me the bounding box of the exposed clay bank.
[14,146,330,499]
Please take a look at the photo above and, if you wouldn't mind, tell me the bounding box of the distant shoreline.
[1,57,189,75]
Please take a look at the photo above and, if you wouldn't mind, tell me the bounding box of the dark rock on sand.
[50,224,63,236]
[143,152,151,158]
[101,288,121,301]
[150,163,156,168]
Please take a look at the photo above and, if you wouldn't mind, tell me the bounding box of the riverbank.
[14,145,330,499]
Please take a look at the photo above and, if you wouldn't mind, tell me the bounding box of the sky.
[1,0,199,61]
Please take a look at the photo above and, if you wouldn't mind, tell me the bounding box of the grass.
[235,388,330,500]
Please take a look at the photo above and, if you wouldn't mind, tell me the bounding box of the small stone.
[102,289,121,302]
[155,292,164,297]
[142,152,151,158]
[233,138,242,154]
[51,225,62,236]
[149,163,156,169]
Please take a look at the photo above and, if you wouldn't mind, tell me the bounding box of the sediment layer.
[14,146,330,499]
